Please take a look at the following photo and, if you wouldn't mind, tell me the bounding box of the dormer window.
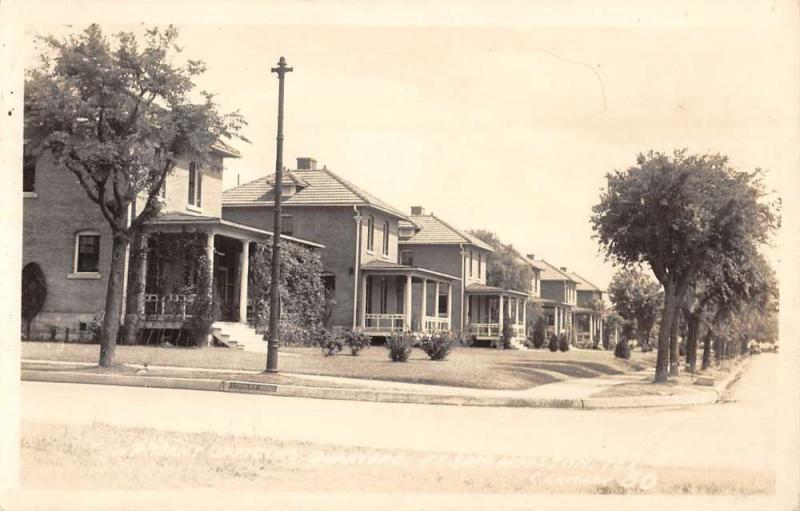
[187,161,202,208]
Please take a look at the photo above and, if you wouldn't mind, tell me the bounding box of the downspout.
[459,243,465,333]
[352,206,362,329]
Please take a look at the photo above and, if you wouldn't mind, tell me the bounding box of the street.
[22,355,777,473]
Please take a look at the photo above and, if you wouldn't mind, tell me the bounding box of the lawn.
[21,420,773,494]
[22,341,656,391]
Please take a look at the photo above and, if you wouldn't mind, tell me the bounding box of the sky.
[16,0,799,290]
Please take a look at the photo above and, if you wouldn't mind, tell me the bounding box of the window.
[400,250,414,266]
[281,214,294,236]
[74,231,100,273]
[477,252,482,278]
[366,215,375,252]
[322,275,336,297]
[382,220,390,255]
[23,154,36,193]
[187,161,202,208]
[469,250,473,277]
[438,293,448,315]
[365,275,373,314]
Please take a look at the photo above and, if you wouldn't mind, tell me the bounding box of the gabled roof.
[400,213,494,252]
[535,259,578,283]
[515,253,545,271]
[222,167,407,220]
[570,271,604,293]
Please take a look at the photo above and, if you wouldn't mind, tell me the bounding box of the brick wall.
[22,153,113,336]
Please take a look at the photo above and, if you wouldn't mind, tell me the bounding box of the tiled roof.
[400,214,494,252]
[570,271,603,293]
[222,167,407,219]
[535,259,578,283]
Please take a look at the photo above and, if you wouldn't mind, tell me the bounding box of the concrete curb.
[710,358,751,400]
[22,365,747,409]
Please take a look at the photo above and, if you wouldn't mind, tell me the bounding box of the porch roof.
[145,212,325,248]
[465,283,529,298]
[572,306,601,315]
[537,298,573,307]
[361,260,460,282]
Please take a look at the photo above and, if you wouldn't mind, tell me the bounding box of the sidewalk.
[21,357,747,409]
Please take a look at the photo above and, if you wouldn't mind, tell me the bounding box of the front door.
[214,266,236,321]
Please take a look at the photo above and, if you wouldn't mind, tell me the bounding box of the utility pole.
[266,56,292,373]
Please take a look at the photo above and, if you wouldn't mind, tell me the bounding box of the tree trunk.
[654,281,677,383]
[669,310,680,376]
[99,235,130,367]
[685,313,700,369]
[701,328,712,370]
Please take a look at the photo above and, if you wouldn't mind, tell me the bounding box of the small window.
[478,252,482,278]
[366,215,375,252]
[187,161,202,207]
[382,220,390,255]
[75,232,100,273]
[438,293,448,315]
[281,214,294,236]
[400,250,414,266]
[23,154,36,193]
[322,275,336,296]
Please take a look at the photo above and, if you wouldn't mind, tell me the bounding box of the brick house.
[535,259,578,338]
[22,142,322,348]
[222,157,460,338]
[398,207,529,345]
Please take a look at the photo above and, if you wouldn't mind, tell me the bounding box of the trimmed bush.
[386,332,413,362]
[501,318,513,349]
[558,333,570,352]
[343,330,369,356]
[419,332,454,361]
[548,333,559,352]
[320,330,343,357]
[614,338,631,359]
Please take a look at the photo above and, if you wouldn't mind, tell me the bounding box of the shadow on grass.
[497,361,626,379]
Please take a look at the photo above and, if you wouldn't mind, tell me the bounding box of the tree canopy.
[469,229,533,293]
[608,267,663,350]
[592,150,777,382]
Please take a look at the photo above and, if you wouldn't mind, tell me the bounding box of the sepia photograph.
[0,1,798,509]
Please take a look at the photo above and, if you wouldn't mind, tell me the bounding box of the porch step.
[211,322,266,353]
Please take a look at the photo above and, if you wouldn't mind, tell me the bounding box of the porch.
[128,213,323,346]
[464,284,529,342]
[358,261,460,337]
[572,307,604,347]
[541,299,573,338]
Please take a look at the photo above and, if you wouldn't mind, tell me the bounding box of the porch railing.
[362,313,406,333]
[143,293,196,321]
[424,316,450,333]
[468,323,526,338]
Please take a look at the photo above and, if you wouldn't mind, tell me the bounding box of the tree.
[469,229,533,293]
[21,262,47,340]
[25,25,246,366]
[592,150,777,382]
[607,267,663,351]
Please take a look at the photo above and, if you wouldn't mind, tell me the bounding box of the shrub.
[458,333,475,348]
[501,317,513,349]
[614,338,631,359]
[343,330,370,356]
[386,331,413,362]
[548,333,559,352]
[558,333,570,352]
[88,311,104,344]
[419,332,454,361]
[532,320,546,349]
[21,262,47,340]
[320,330,342,357]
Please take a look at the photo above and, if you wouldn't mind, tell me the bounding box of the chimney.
[410,206,425,216]
[560,267,568,272]
[296,157,317,170]
[527,253,535,261]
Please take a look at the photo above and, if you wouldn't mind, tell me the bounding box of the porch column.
[360,274,368,329]
[446,283,452,330]
[498,295,504,334]
[404,275,412,332]
[202,232,215,347]
[514,298,519,325]
[136,233,149,317]
[239,241,250,323]
[522,298,527,335]
[589,314,594,345]
[420,278,427,332]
